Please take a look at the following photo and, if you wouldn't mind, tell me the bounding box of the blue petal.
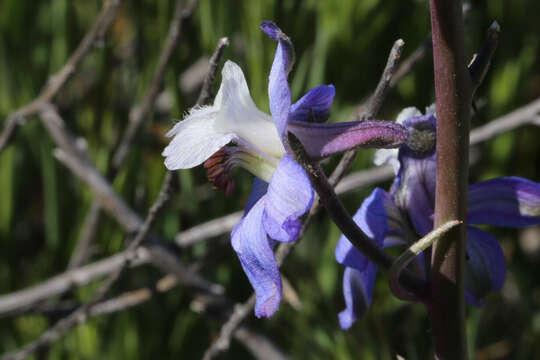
[335,188,389,271]
[245,177,269,214]
[338,265,377,329]
[289,85,335,123]
[392,151,436,236]
[263,155,313,242]
[231,199,282,318]
[467,177,540,227]
[465,226,506,304]
[261,21,294,139]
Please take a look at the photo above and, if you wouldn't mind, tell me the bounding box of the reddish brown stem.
[428,0,472,359]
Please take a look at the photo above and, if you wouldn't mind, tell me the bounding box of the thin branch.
[176,211,243,247]
[333,39,405,186]
[196,37,230,105]
[67,202,103,269]
[0,0,123,153]
[40,105,141,233]
[470,97,540,144]
[469,21,500,96]
[201,297,257,360]
[112,0,201,170]
[359,39,405,120]
[390,37,432,89]
[1,159,174,360]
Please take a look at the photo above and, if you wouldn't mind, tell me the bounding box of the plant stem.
[428,0,472,359]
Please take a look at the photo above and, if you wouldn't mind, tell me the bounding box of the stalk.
[428,0,472,358]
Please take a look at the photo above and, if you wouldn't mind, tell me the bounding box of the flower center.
[406,122,436,156]
[204,146,278,195]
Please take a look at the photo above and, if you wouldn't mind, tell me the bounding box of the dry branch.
[0,0,123,153]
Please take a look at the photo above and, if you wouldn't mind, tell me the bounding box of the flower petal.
[338,265,377,329]
[245,177,269,214]
[215,61,285,159]
[231,199,281,318]
[467,177,540,227]
[162,106,236,169]
[465,226,506,303]
[287,119,408,160]
[392,151,436,236]
[262,155,313,242]
[335,188,406,270]
[396,107,422,125]
[289,85,335,123]
[261,21,295,138]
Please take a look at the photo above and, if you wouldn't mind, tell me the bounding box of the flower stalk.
[287,132,428,295]
[428,0,472,358]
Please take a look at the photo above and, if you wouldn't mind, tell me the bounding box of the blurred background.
[0,0,539,358]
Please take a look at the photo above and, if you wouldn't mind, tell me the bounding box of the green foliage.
[0,0,539,358]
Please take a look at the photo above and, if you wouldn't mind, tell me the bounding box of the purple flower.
[336,106,540,329]
[163,22,408,318]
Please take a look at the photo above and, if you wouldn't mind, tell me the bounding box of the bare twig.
[176,211,243,247]
[201,297,257,360]
[40,106,141,232]
[390,37,432,89]
[0,0,123,153]
[1,159,174,360]
[196,37,230,105]
[333,39,404,186]
[469,21,500,96]
[359,39,405,120]
[470,97,540,144]
[70,0,210,271]
[112,0,201,169]
[67,202,103,269]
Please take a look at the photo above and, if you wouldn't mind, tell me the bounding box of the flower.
[336,106,540,329]
[163,22,408,318]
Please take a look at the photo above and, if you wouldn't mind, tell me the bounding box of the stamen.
[204,148,235,196]
[204,146,278,196]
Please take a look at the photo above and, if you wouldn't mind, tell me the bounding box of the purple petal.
[467,177,540,227]
[288,119,408,160]
[464,226,506,304]
[392,151,436,236]
[335,188,389,271]
[261,22,295,138]
[263,155,313,242]
[289,85,335,123]
[338,265,377,329]
[231,199,281,318]
[245,177,269,214]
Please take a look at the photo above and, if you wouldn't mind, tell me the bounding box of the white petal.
[215,61,285,159]
[162,61,285,171]
[396,107,422,125]
[373,148,400,174]
[162,106,235,169]
[425,103,436,115]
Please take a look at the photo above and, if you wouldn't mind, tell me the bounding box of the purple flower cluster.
[336,109,540,329]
